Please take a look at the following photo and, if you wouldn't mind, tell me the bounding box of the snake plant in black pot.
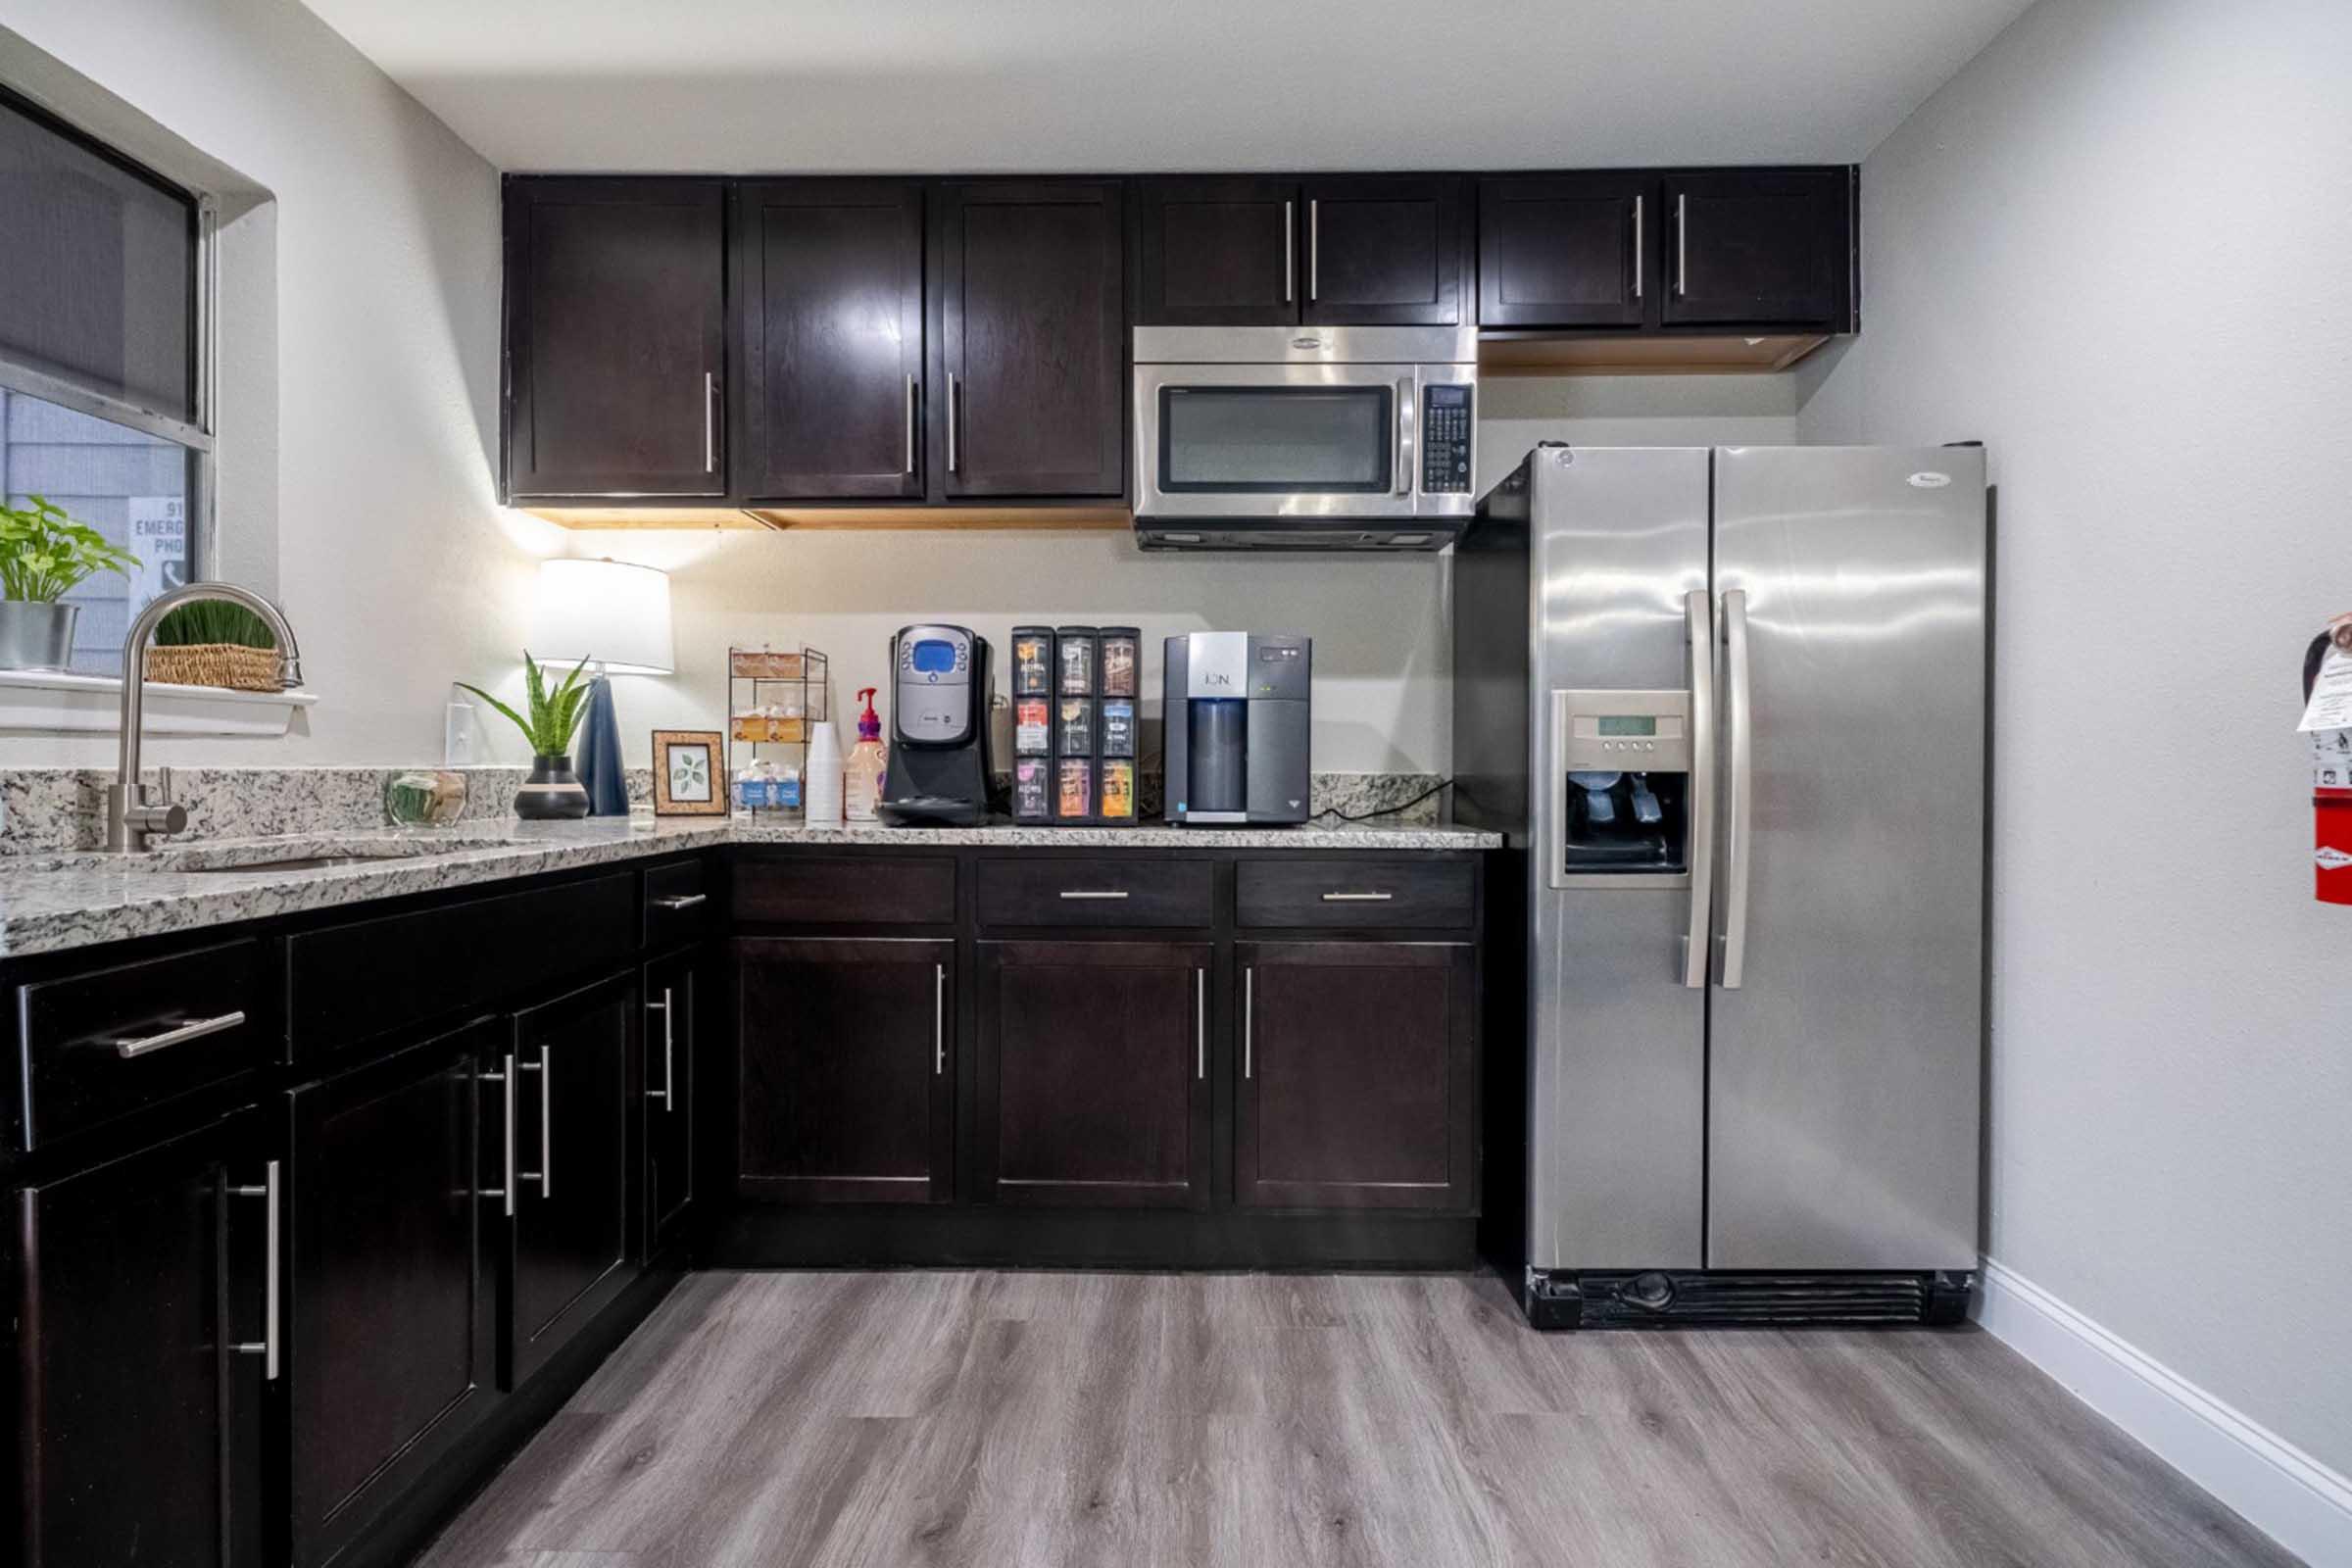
[459,653,596,820]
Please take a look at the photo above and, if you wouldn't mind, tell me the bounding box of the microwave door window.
[1159,386,1393,493]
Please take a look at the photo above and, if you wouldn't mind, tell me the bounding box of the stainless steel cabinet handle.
[1058,889,1130,901]
[652,893,708,910]
[1683,590,1717,989]
[1243,967,1254,1079]
[114,1009,245,1058]
[703,370,717,473]
[1675,194,1688,298]
[1633,194,1643,300]
[946,373,960,475]
[1308,199,1319,302]
[515,1046,551,1198]
[1284,199,1296,303]
[1719,589,1754,988]
[933,963,947,1075]
[480,1054,515,1215]
[904,374,918,475]
[647,989,673,1110]
[1320,891,1393,903]
[1195,968,1205,1081]
[228,1160,280,1381]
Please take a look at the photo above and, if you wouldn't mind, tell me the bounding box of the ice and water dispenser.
[1548,689,1693,886]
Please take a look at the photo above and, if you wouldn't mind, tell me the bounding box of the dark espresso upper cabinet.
[739,180,925,501]
[1133,178,1298,326]
[1299,175,1470,327]
[933,180,1126,498]
[1660,169,1854,329]
[1135,174,1470,328]
[1479,172,1653,329]
[506,178,727,499]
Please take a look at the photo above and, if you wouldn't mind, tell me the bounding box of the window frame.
[0,83,216,593]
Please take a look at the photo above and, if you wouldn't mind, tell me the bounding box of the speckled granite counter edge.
[0,817,1500,959]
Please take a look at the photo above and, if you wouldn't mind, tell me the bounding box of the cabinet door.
[1478,173,1654,329]
[286,1024,494,1568]
[736,938,954,1202]
[934,180,1125,498]
[1660,169,1852,328]
[506,974,638,1388]
[642,949,700,1257]
[976,941,1211,1208]
[14,1108,266,1568]
[1134,177,1298,326]
[1300,175,1470,327]
[1235,942,1477,1210]
[505,177,726,498]
[740,180,925,500]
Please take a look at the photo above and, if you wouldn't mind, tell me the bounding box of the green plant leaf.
[455,682,536,748]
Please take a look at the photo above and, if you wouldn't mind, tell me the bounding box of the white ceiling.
[299,0,2034,173]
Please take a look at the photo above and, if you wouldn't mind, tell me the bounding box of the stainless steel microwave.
[1132,325,1478,550]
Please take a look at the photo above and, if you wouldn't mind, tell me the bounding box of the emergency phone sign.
[2307,613,2352,906]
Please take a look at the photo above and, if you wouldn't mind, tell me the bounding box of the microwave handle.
[1395,378,1413,498]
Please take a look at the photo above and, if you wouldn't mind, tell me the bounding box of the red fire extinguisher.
[2310,616,2352,906]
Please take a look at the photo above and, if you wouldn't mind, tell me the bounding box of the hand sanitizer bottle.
[845,687,888,822]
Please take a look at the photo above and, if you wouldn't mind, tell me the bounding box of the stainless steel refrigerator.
[1454,444,1986,1328]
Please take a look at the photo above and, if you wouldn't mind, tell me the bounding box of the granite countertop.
[0,817,1499,959]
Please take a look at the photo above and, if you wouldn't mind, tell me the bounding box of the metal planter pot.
[0,602,79,671]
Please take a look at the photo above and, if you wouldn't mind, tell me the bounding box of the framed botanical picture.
[652,730,726,815]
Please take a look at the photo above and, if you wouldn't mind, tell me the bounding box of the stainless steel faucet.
[110,582,305,853]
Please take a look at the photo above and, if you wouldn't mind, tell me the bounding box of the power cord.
[1311,778,1454,823]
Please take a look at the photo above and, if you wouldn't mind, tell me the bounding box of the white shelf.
[0,667,318,737]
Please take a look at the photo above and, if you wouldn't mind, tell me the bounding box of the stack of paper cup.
[804,719,844,826]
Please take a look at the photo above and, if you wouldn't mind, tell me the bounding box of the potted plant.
[0,495,137,671]
[458,653,596,820]
[145,599,285,691]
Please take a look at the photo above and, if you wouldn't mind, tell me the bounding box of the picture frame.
[651,729,727,815]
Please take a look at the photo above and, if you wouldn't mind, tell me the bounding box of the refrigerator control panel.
[1556,689,1691,772]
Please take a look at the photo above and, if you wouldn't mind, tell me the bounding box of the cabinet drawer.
[733,855,956,925]
[977,858,1214,928]
[287,872,636,1057]
[1237,858,1475,929]
[16,938,270,1151]
[644,857,710,949]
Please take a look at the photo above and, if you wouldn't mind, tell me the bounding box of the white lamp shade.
[530,559,673,675]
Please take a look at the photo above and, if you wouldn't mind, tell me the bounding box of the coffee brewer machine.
[1162,632,1311,824]
[879,623,993,826]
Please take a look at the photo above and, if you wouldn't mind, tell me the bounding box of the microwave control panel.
[1421,383,1473,494]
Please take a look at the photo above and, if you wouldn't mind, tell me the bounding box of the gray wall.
[1798,0,2352,1474]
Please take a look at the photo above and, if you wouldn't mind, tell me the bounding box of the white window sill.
[0,668,318,737]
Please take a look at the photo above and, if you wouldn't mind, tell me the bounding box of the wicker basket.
[145,642,284,693]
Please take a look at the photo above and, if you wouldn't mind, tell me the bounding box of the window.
[0,86,207,674]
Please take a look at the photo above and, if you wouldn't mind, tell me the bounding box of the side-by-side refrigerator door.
[1707,445,1986,1270]
[1528,445,1713,1271]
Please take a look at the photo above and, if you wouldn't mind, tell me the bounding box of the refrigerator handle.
[1717,588,1754,988]
[1682,590,1716,988]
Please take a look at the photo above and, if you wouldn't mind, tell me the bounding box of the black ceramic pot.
[514,754,591,820]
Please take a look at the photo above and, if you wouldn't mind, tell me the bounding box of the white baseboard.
[1976,1259,2352,1567]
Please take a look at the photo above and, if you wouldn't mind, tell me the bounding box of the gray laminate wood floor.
[417,1270,2296,1568]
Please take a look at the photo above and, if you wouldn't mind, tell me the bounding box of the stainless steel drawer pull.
[947,373,960,474]
[516,1045,551,1198]
[228,1159,280,1381]
[1195,968,1206,1080]
[1284,199,1296,302]
[1320,891,1394,903]
[114,1010,246,1058]
[1058,890,1130,901]
[904,373,918,475]
[652,893,708,910]
[480,1055,515,1215]
[647,989,674,1111]
[1633,193,1644,299]
[934,962,947,1075]
[703,370,717,473]
[1308,198,1320,302]
[1244,968,1254,1079]
[1675,194,1689,297]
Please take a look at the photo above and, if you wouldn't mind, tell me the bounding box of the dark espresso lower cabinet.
[976,940,1212,1208]
[286,1024,495,1568]
[736,938,954,1203]
[1236,941,1478,1211]
[505,974,638,1388]
[13,1108,267,1568]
